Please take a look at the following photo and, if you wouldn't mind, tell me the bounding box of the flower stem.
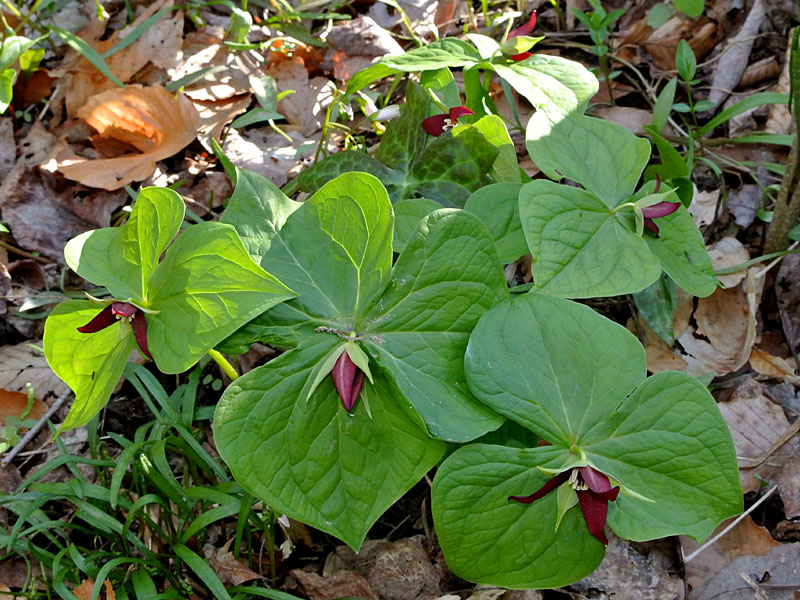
[208,349,239,381]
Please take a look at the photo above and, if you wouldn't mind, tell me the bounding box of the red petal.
[422,114,448,136]
[641,201,680,219]
[511,52,533,61]
[131,311,152,360]
[509,470,571,503]
[111,302,137,318]
[448,106,474,121]
[508,11,537,38]
[643,218,660,235]
[343,370,365,412]
[577,490,610,545]
[77,305,116,333]
[580,466,611,493]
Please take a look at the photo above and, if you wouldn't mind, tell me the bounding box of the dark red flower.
[77,302,152,360]
[422,106,474,137]
[508,11,536,61]
[331,350,364,412]
[641,175,680,236]
[509,465,619,545]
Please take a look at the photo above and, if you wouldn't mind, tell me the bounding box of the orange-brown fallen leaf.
[56,85,199,190]
[74,579,114,600]
[0,389,47,426]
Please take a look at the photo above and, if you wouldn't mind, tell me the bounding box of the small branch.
[1,388,71,466]
[0,240,53,264]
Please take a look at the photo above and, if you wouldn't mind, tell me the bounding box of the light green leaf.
[420,68,461,110]
[645,125,688,179]
[651,78,677,133]
[43,300,137,431]
[261,173,393,323]
[519,181,661,298]
[392,198,440,252]
[464,183,527,263]
[465,33,500,59]
[0,68,14,113]
[585,371,742,541]
[214,334,445,551]
[146,221,296,373]
[219,166,300,263]
[381,39,482,70]
[0,36,38,70]
[432,444,604,588]
[472,115,522,183]
[673,0,704,18]
[644,206,717,298]
[362,209,508,442]
[675,39,696,82]
[64,187,185,303]
[465,293,645,446]
[526,113,650,207]
[493,56,598,116]
[632,276,675,345]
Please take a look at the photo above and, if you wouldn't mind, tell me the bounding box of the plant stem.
[208,349,239,380]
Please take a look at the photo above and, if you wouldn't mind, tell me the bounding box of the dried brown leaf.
[688,188,719,228]
[291,569,379,600]
[0,343,66,397]
[680,516,779,589]
[707,236,750,288]
[776,253,800,357]
[206,539,263,586]
[750,348,798,382]
[718,377,800,494]
[74,579,114,600]
[56,85,199,190]
[0,389,47,425]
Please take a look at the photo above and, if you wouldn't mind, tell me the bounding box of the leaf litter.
[0,0,799,598]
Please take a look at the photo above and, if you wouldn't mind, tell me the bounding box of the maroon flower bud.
[330,350,364,412]
[508,11,537,61]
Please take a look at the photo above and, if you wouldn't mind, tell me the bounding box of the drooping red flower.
[509,465,620,545]
[421,106,474,137]
[330,350,364,412]
[641,175,680,236]
[508,11,537,61]
[77,301,152,360]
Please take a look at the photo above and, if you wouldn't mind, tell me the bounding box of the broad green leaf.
[219,166,300,263]
[632,276,675,345]
[465,33,500,59]
[214,334,445,551]
[374,81,429,172]
[420,68,461,110]
[343,63,398,97]
[472,115,522,183]
[43,301,137,431]
[644,125,688,179]
[644,206,717,298]
[675,39,696,82]
[519,181,661,298]
[464,183,527,263]
[381,39,482,70]
[432,444,604,588]
[362,209,508,442]
[0,36,38,70]
[526,113,650,207]
[492,56,598,116]
[674,0,704,18]
[392,198,440,252]
[465,293,645,446]
[585,371,742,541]
[0,68,13,113]
[64,187,185,303]
[146,221,296,373]
[260,173,393,322]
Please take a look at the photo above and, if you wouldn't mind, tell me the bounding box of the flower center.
[568,469,588,491]
[442,118,454,131]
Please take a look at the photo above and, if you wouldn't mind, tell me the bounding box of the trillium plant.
[42,14,744,591]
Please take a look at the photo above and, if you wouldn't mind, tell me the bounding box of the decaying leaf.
[55,85,200,190]
[205,539,263,585]
[51,0,184,117]
[270,60,335,136]
[73,579,114,600]
[174,29,251,102]
[717,377,800,494]
[192,95,251,151]
[707,236,750,289]
[0,343,67,397]
[776,253,800,357]
[681,516,780,589]
[627,317,687,373]
[291,569,379,600]
[689,188,719,228]
[0,118,14,183]
[749,348,799,383]
[0,389,47,425]
[221,127,317,187]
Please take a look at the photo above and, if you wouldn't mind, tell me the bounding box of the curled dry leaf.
[677,269,761,376]
[56,85,200,190]
[73,579,114,600]
[291,569,379,600]
[680,516,780,589]
[689,188,719,228]
[717,377,800,494]
[205,539,263,586]
[707,236,750,288]
[627,317,687,374]
[749,348,799,383]
[641,16,717,71]
[0,343,66,397]
[51,0,183,118]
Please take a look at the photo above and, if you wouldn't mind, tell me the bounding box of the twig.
[1,388,71,465]
[683,484,778,562]
[0,240,53,264]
